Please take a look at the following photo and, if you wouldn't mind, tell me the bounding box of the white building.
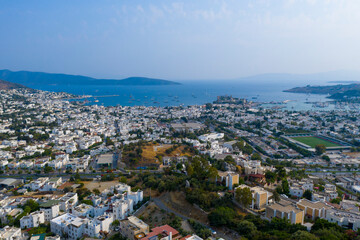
[40,200,60,222]
[59,193,78,212]
[20,211,45,229]
[0,226,24,240]
[198,133,224,142]
[50,213,111,240]
[325,209,360,231]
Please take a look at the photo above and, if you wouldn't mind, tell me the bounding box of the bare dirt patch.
[124,142,194,168]
[344,152,360,157]
[82,180,119,191]
[135,202,178,229]
[158,191,209,224]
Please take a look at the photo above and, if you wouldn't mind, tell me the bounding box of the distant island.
[0,79,30,90]
[0,69,181,86]
[284,83,360,100]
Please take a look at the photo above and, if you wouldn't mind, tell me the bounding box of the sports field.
[290,136,341,148]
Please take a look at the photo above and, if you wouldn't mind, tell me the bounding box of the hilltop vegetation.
[0,79,30,90]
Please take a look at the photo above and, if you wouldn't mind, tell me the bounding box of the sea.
[27,80,340,111]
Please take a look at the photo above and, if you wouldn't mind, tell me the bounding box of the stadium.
[283,133,352,152]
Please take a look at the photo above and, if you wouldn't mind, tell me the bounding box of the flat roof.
[40,200,60,208]
[0,178,21,186]
[97,154,113,164]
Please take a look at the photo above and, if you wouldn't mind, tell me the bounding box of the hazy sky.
[1,0,360,80]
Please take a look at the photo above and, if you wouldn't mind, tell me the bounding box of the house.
[26,177,49,191]
[120,216,149,240]
[140,225,180,240]
[289,179,314,198]
[179,235,203,240]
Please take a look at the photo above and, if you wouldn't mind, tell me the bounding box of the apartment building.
[296,199,329,220]
[236,185,271,210]
[265,199,304,224]
[120,216,149,240]
[20,211,45,229]
[39,200,60,221]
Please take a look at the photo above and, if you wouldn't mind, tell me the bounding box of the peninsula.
[284,83,360,100]
[0,69,181,86]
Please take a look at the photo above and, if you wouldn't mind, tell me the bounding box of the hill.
[0,69,181,86]
[284,83,360,100]
[0,79,30,90]
[284,84,360,94]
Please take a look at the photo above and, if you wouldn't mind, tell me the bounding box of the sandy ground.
[82,180,119,191]
[158,191,209,224]
[344,152,360,157]
[135,202,180,229]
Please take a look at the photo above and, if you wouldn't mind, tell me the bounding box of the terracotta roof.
[140,225,179,240]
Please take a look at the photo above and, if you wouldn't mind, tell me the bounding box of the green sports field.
[290,136,341,148]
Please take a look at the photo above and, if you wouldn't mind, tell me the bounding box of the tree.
[44,164,53,173]
[208,207,236,226]
[236,220,257,238]
[64,186,72,193]
[275,166,287,180]
[119,176,127,184]
[291,230,318,240]
[235,187,253,207]
[251,153,261,160]
[208,166,218,179]
[22,199,40,212]
[313,228,344,240]
[224,155,235,164]
[273,191,280,202]
[315,144,326,155]
[322,155,330,162]
[281,179,290,195]
[93,189,100,195]
[265,170,277,185]
[111,219,120,227]
[303,189,313,201]
[186,164,194,176]
[311,218,343,232]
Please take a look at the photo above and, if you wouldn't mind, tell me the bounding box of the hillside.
[284,84,360,95]
[0,69,181,86]
[0,79,29,90]
[284,83,360,100]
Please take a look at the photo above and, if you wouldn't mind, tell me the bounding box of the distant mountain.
[0,79,30,90]
[0,70,181,86]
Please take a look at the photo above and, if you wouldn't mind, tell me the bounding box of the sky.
[1,0,360,80]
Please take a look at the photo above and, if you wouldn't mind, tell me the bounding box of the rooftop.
[40,200,60,208]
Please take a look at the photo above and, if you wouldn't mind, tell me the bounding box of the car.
[115,227,120,231]
[209,228,216,235]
